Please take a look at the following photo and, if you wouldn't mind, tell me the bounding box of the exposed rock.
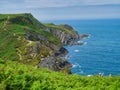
[24,25,82,73]
[45,25,80,46]
[25,30,48,44]
[38,47,72,72]
[54,47,68,57]
[24,29,72,72]
[79,34,90,40]
[75,41,86,45]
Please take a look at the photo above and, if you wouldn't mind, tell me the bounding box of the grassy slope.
[0,13,61,45]
[0,59,120,90]
[0,14,62,62]
[44,23,77,35]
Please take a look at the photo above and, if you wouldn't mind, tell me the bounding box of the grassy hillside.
[0,13,62,62]
[0,59,120,90]
[0,13,61,45]
[44,23,77,35]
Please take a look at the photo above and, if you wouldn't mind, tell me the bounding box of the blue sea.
[43,19,120,76]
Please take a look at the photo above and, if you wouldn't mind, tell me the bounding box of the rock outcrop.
[79,34,90,40]
[38,47,72,72]
[44,23,80,46]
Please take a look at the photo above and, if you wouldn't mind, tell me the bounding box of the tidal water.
[43,19,120,76]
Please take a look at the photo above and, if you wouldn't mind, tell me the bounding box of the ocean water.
[43,19,120,76]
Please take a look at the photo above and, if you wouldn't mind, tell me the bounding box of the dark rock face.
[45,24,80,46]
[25,30,48,43]
[24,23,81,73]
[79,34,90,40]
[24,24,89,73]
[38,56,72,71]
[25,30,72,72]
[38,47,72,71]
[25,30,60,51]
[54,47,68,57]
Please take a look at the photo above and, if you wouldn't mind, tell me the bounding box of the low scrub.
[0,59,120,90]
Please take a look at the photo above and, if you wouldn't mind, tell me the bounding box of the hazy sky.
[0,0,120,20]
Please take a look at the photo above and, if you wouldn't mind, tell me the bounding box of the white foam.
[72,63,81,68]
[72,63,77,68]
[77,41,81,43]
[65,56,70,59]
[87,75,93,77]
[84,42,87,45]
[74,50,79,52]
[79,70,84,74]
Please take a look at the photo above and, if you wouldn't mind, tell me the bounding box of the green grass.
[0,13,62,62]
[44,23,77,35]
[0,13,62,45]
[0,59,120,90]
[0,30,19,61]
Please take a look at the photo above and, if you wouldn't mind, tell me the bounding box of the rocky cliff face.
[0,13,87,73]
[38,47,72,72]
[44,23,80,46]
[35,24,81,73]
[24,29,88,72]
[25,30,74,73]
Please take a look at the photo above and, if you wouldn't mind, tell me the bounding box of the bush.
[0,60,120,90]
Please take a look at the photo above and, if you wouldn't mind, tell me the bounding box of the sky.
[0,0,120,20]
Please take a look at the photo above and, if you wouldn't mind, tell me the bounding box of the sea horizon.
[41,18,120,23]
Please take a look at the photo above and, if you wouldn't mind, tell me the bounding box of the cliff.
[44,23,80,45]
[0,13,82,73]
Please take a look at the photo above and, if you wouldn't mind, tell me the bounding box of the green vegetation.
[44,23,76,35]
[1,13,120,90]
[0,13,62,62]
[0,59,120,90]
[0,30,19,61]
[0,13,61,45]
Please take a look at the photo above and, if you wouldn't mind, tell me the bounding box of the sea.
[42,19,120,76]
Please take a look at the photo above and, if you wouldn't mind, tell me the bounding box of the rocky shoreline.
[36,24,90,73]
[25,23,90,73]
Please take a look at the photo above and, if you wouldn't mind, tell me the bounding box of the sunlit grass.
[0,59,120,90]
